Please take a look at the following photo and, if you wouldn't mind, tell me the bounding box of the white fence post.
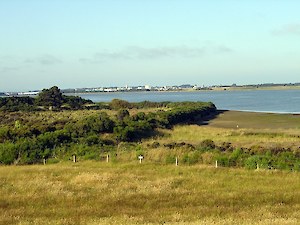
[73,154,77,163]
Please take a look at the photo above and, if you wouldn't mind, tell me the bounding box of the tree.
[35,86,63,108]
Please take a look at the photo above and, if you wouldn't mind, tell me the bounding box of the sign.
[138,155,144,163]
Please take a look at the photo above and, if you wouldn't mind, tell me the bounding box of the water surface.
[73,89,300,113]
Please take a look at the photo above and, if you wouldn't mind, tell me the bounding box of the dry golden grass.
[151,111,300,150]
[0,161,299,225]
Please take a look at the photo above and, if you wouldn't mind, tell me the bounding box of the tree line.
[0,86,93,111]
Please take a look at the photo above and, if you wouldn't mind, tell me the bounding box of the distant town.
[1,82,300,97]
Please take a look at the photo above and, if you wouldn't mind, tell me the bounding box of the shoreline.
[219,109,300,115]
[65,85,300,95]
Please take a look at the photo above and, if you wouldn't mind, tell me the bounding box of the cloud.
[126,46,207,59]
[0,66,20,73]
[25,54,62,65]
[79,45,233,63]
[272,23,300,36]
[0,55,16,62]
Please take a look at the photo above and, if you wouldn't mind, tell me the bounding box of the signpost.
[138,155,144,164]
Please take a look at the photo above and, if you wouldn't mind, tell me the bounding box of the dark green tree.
[35,86,63,108]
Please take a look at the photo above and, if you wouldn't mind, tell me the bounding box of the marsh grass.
[152,110,300,150]
[157,125,300,149]
[0,162,299,225]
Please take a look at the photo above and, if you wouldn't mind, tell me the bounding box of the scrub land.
[0,87,299,224]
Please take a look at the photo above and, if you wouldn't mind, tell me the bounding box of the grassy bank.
[153,110,300,150]
[0,161,299,225]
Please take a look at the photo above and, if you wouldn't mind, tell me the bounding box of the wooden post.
[73,154,77,163]
[106,154,109,163]
[43,158,46,165]
[256,163,259,170]
[175,157,178,166]
[215,160,218,168]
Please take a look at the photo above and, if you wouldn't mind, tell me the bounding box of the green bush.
[0,142,18,164]
[216,155,230,167]
[182,152,200,165]
[245,155,260,169]
[229,148,244,167]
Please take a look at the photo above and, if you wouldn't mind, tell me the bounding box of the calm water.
[74,89,300,113]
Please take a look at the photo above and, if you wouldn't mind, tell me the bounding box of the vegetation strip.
[0,86,299,171]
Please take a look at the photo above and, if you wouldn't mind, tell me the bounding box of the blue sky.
[0,0,300,91]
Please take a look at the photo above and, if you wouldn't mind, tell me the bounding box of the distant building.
[145,85,151,90]
[17,91,39,96]
[179,84,193,89]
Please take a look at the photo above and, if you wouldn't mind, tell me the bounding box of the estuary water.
[74,89,300,114]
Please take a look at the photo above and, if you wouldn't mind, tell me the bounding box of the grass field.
[1,110,300,224]
[153,110,300,150]
[0,162,299,225]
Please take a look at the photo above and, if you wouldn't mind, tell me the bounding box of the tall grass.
[155,125,300,149]
[0,162,299,224]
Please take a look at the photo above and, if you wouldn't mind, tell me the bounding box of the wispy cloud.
[0,66,20,73]
[271,23,300,36]
[24,54,62,65]
[79,45,233,63]
[0,55,16,62]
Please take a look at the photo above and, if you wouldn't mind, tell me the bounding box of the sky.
[0,0,300,91]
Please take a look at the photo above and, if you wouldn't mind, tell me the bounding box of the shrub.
[85,135,101,146]
[216,155,230,167]
[181,152,200,165]
[199,139,215,150]
[229,148,244,167]
[151,141,160,148]
[110,99,133,110]
[244,155,260,169]
[0,142,18,164]
[218,142,234,152]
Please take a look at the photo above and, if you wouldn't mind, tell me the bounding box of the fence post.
[73,154,77,163]
[43,158,46,165]
[215,160,218,168]
[256,163,259,170]
[106,154,109,163]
